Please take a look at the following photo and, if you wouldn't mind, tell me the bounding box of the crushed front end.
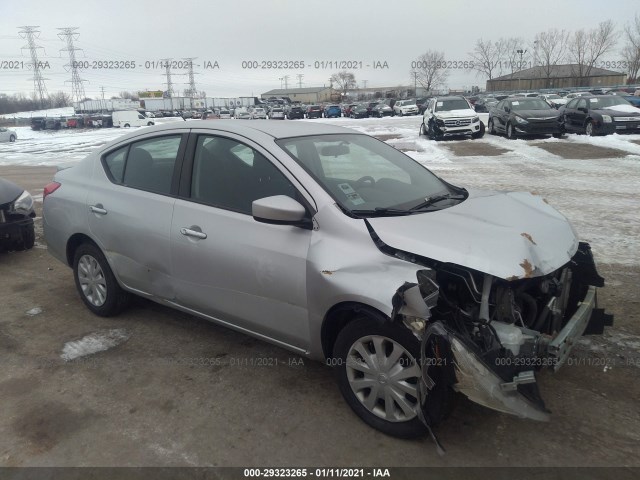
[395,242,613,422]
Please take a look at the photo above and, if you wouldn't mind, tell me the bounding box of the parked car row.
[486,95,640,138]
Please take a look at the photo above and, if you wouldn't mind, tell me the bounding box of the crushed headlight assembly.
[11,190,34,215]
[601,115,612,123]
[514,116,528,124]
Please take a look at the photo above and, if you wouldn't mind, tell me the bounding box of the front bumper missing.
[547,286,596,371]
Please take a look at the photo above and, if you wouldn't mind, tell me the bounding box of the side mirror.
[505,107,511,113]
[579,107,588,113]
[252,195,311,228]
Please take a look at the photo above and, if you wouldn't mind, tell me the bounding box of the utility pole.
[296,74,304,88]
[283,75,290,90]
[516,49,527,91]
[279,77,284,89]
[57,27,87,104]
[18,26,49,108]
[412,71,417,97]
[100,86,106,112]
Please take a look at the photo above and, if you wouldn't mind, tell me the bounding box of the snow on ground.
[0,107,75,120]
[60,329,130,361]
[1,116,639,266]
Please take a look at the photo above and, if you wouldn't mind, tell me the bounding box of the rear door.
[170,130,314,350]
[88,132,187,298]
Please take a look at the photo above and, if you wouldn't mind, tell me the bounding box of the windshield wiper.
[409,193,466,211]
[351,207,414,217]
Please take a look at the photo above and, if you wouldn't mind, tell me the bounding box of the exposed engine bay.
[386,238,614,423]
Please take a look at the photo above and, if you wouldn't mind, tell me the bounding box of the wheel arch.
[66,233,99,267]
[321,301,390,360]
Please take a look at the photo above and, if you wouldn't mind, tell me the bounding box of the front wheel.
[488,118,496,135]
[9,135,16,142]
[333,317,428,438]
[419,123,426,136]
[472,121,485,139]
[506,122,516,139]
[123,123,130,128]
[73,243,130,317]
[585,120,595,136]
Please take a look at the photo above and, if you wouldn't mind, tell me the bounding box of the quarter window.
[122,135,181,194]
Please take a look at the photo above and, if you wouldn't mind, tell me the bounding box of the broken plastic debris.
[26,307,43,316]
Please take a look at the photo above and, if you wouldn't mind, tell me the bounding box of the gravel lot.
[1,120,639,467]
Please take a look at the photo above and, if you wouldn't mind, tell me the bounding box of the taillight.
[43,182,61,201]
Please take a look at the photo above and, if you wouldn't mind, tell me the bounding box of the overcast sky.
[1,0,638,100]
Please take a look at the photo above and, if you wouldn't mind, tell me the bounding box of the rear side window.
[122,135,181,194]
[104,146,127,183]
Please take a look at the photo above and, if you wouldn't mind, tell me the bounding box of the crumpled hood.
[0,177,23,206]
[367,190,579,280]
[435,108,476,119]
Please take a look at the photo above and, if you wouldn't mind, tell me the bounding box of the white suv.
[419,96,484,139]
[393,100,419,116]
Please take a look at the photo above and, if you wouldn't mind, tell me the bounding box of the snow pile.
[61,328,130,361]
[0,107,75,119]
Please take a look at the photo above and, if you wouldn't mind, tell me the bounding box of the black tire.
[14,222,35,250]
[552,132,564,139]
[333,316,428,438]
[124,123,130,128]
[73,243,130,317]
[506,122,516,139]
[147,122,153,126]
[585,120,595,136]
[488,118,496,135]
[419,123,426,136]
[9,135,16,142]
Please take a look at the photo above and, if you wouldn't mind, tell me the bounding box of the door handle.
[180,227,207,240]
[90,205,107,215]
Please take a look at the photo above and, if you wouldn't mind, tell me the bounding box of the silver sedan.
[43,120,611,438]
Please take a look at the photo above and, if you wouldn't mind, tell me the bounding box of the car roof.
[106,119,355,142]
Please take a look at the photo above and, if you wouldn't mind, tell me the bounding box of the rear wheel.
[419,123,426,136]
[124,123,130,128]
[9,135,16,142]
[73,243,130,317]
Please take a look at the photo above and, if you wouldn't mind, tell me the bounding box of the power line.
[57,27,87,103]
[18,26,49,108]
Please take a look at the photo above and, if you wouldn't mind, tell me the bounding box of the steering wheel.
[354,176,375,187]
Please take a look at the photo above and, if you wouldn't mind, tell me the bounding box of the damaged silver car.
[43,121,612,438]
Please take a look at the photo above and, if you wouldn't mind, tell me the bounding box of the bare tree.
[49,91,72,108]
[330,71,357,95]
[468,38,501,80]
[622,14,640,83]
[412,50,449,94]
[494,37,532,77]
[534,29,569,87]
[568,20,619,80]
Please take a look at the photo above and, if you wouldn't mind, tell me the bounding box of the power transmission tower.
[57,27,86,104]
[183,58,199,98]
[161,58,174,98]
[296,74,304,88]
[283,75,290,90]
[18,26,49,108]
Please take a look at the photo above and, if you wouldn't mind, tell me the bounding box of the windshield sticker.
[590,98,598,102]
[436,102,443,107]
[512,101,519,105]
[338,183,365,205]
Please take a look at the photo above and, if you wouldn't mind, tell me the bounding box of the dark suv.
[287,106,305,119]
[306,105,322,119]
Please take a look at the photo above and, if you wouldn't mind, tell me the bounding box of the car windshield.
[276,134,455,215]
[588,97,631,108]
[546,94,561,99]
[435,99,470,111]
[510,99,552,111]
